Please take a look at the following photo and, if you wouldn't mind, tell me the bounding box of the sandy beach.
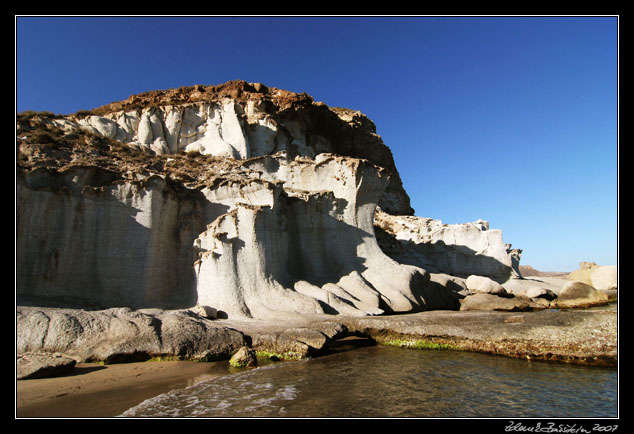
[16,359,235,418]
[15,336,375,418]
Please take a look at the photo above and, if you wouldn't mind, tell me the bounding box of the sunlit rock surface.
[17,80,526,320]
[374,210,519,280]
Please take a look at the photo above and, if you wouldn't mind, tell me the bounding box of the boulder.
[553,281,609,308]
[459,293,531,312]
[16,307,247,363]
[17,352,77,379]
[190,305,218,319]
[525,287,557,301]
[229,346,257,368]
[251,327,331,359]
[500,275,568,297]
[308,321,348,341]
[591,266,617,291]
[465,275,508,296]
[567,261,599,286]
[567,269,593,286]
[279,328,329,353]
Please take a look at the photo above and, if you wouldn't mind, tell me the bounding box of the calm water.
[120,341,618,418]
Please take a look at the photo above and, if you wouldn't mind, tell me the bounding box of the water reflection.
[121,344,617,418]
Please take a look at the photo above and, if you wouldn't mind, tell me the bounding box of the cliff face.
[16,81,518,319]
[72,80,413,216]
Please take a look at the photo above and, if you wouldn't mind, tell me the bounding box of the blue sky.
[15,16,618,271]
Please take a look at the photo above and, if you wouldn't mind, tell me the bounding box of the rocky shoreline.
[224,305,618,368]
[342,307,617,367]
[17,297,617,382]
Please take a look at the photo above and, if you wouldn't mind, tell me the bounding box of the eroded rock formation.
[16,80,525,321]
[192,153,435,319]
[374,210,520,280]
[72,80,413,215]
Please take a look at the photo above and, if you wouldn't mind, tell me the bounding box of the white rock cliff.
[16,81,526,320]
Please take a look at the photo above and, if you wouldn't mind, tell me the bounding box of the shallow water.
[120,341,617,418]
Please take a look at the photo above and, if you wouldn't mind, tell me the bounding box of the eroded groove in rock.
[189,153,464,319]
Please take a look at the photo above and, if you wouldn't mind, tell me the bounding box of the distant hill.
[519,265,569,278]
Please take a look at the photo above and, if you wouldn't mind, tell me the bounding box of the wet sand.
[16,360,234,418]
[15,337,373,418]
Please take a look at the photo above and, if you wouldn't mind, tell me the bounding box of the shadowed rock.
[17,352,77,379]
